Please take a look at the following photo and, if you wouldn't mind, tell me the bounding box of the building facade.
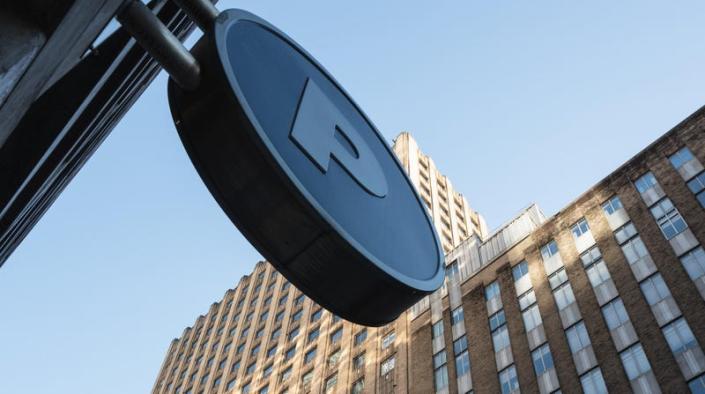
[392,132,488,252]
[153,108,705,394]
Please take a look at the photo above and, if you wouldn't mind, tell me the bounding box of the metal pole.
[117,0,200,90]
[172,0,219,32]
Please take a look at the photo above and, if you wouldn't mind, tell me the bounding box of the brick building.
[152,108,705,394]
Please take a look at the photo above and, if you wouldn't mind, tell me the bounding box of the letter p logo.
[290,78,388,198]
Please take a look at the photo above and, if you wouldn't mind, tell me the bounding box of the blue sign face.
[169,9,444,325]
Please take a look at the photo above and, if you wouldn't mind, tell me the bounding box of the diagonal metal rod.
[117,0,201,90]
[173,0,219,32]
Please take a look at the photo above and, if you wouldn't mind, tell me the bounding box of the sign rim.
[213,8,445,292]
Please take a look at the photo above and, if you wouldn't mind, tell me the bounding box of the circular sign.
[168,9,443,326]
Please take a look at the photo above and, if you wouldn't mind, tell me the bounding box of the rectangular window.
[663,317,698,355]
[446,260,460,282]
[540,240,559,260]
[278,295,288,306]
[294,294,305,306]
[325,373,338,392]
[330,328,343,344]
[640,274,672,307]
[689,375,705,392]
[271,327,281,340]
[572,218,590,238]
[327,349,341,366]
[351,378,365,394]
[291,309,303,322]
[381,355,396,376]
[669,147,695,169]
[635,172,658,194]
[681,247,705,282]
[499,365,519,394]
[382,331,396,349]
[620,344,652,381]
[553,283,576,310]
[246,363,256,375]
[310,308,323,322]
[433,350,447,369]
[308,327,320,343]
[580,368,608,394]
[353,352,365,370]
[512,261,529,281]
[531,344,555,376]
[354,329,367,345]
[258,385,268,394]
[602,196,623,215]
[602,298,630,330]
[262,363,273,377]
[250,344,260,356]
[485,281,501,300]
[288,326,300,341]
[566,321,591,353]
[580,246,602,267]
[492,325,510,352]
[650,198,687,239]
[285,346,296,360]
[227,379,237,390]
[522,305,542,331]
[267,345,277,358]
[518,290,537,311]
[586,261,611,288]
[275,311,284,322]
[432,321,444,338]
[548,267,569,290]
[687,172,705,207]
[302,370,313,384]
[615,222,638,245]
[489,310,506,332]
[280,366,292,382]
[455,348,471,377]
[451,307,464,326]
[241,382,251,394]
[304,347,317,364]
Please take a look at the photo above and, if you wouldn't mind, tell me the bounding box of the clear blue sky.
[2,1,705,393]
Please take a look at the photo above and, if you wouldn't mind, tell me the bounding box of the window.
[572,218,590,238]
[518,290,537,310]
[688,374,705,393]
[304,347,317,364]
[531,344,555,376]
[288,326,300,341]
[553,283,576,310]
[281,281,290,291]
[325,373,338,392]
[681,247,705,281]
[302,370,313,385]
[207,356,215,367]
[635,172,658,194]
[275,310,284,323]
[245,312,253,322]
[262,363,273,377]
[640,274,671,306]
[351,378,365,394]
[566,321,591,353]
[250,344,260,356]
[492,325,510,352]
[615,223,638,245]
[328,349,341,366]
[663,318,698,354]
[489,310,506,331]
[670,147,695,169]
[548,268,568,289]
[446,260,460,282]
[433,351,449,391]
[353,353,365,370]
[451,307,464,326]
[227,379,237,390]
[687,172,705,207]
[263,296,271,306]
[432,321,444,338]
[278,295,288,306]
[522,305,542,331]
[231,360,240,372]
[258,385,269,394]
[512,261,529,281]
[581,368,608,394]
[255,328,264,339]
[621,236,650,265]
[250,297,258,307]
[271,327,281,340]
[291,309,303,322]
[332,315,342,324]
[294,294,305,306]
[285,346,296,360]
[620,344,652,381]
[218,359,227,370]
[586,261,611,288]
[280,366,292,382]
[381,356,396,375]
[381,331,395,349]
[308,327,320,343]
[241,381,251,394]
[540,240,559,260]
[246,363,256,375]
[602,298,629,330]
[354,329,367,345]
[499,366,519,394]
[330,328,343,344]
[267,345,277,358]
[580,246,602,267]
[485,281,500,300]
[650,198,687,239]
[310,308,323,322]
[454,336,471,377]
[602,195,623,215]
